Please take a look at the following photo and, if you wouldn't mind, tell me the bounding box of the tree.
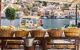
[5,7,16,26]
[77,4,80,10]
[62,4,71,11]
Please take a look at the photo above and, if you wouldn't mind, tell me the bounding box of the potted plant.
[5,7,16,26]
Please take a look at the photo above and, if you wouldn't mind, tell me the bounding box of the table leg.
[24,46,34,50]
[41,38,47,50]
[76,40,79,50]
[75,39,79,50]
[1,40,4,50]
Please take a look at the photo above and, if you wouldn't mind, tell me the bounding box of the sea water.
[1,18,80,29]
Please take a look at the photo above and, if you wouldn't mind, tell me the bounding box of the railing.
[0,37,79,50]
[0,37,25,50]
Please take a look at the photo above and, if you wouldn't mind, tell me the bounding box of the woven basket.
[30,30,45,37]
[15,30,29,37]
[64,27,80,37]
[0,29,13,37]
[6,40,21,49]
[0,29,2,37]
[47,29,63,37]
[65,33,79,37]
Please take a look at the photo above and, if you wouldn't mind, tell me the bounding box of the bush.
[5,7,16,20]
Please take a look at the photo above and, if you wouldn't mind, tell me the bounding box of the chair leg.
[24,46,35,50]
[41,38,47,50]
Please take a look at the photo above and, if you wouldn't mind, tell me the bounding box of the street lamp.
[0,0,1,26]
[75,5,78,26]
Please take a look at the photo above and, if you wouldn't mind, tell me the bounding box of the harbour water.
[1,18,80,29]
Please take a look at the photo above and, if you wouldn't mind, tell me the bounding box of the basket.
[0,29,2,37]
[65,33,79,37]
[64,27,80,37]
[47,29,63,37]
[6,40,21,49]
[15,30,29,37]
[0,29,13,37]
[30,30,45,37]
